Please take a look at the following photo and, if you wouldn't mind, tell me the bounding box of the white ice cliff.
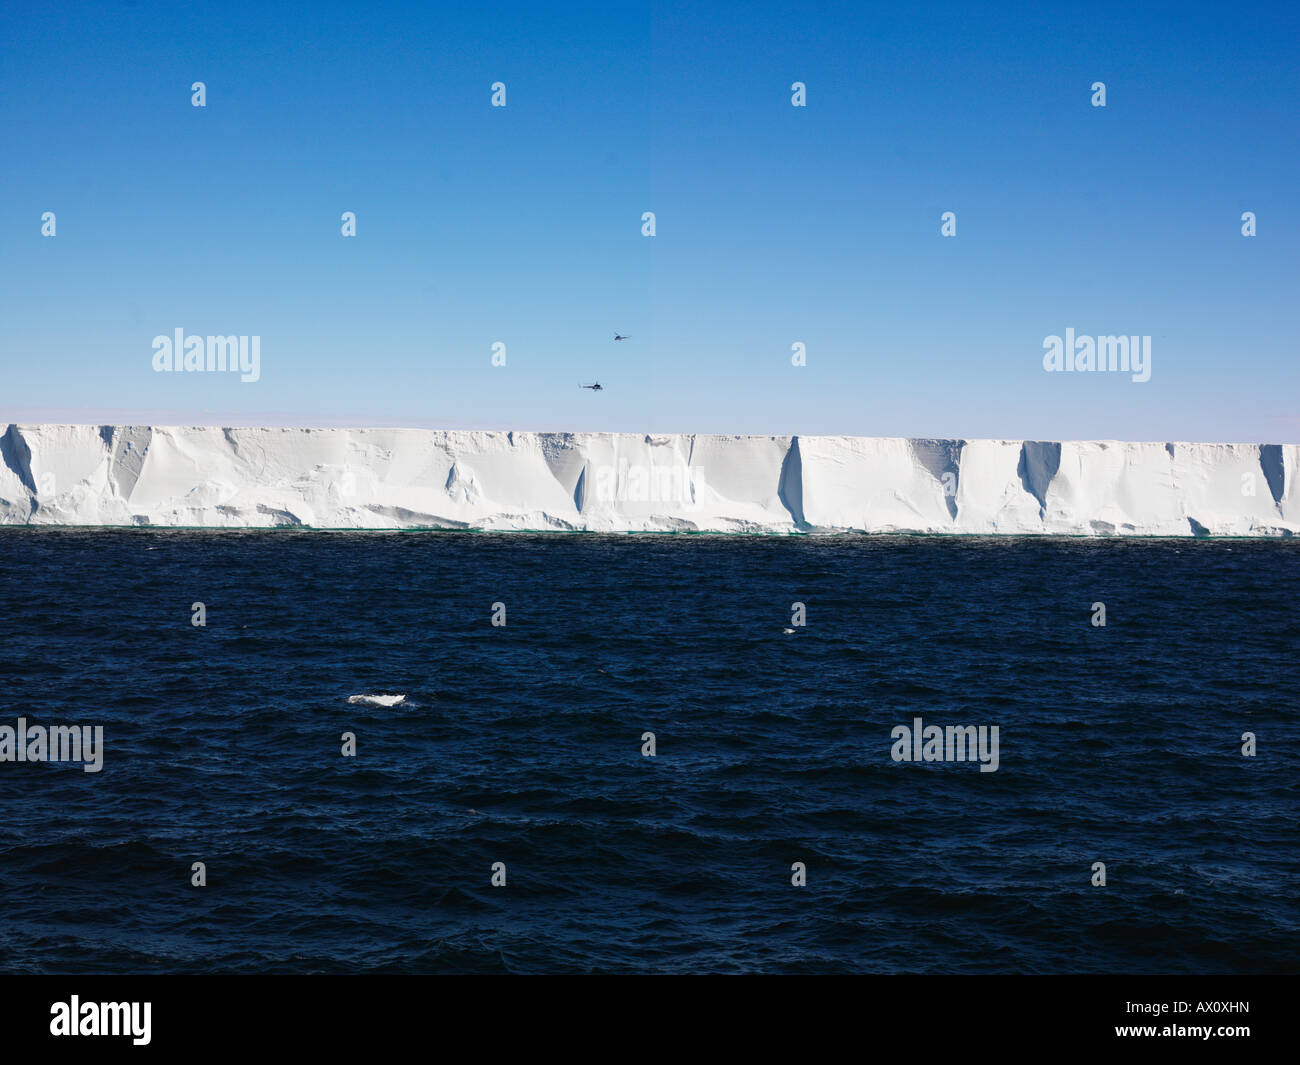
[0,425,1295,535]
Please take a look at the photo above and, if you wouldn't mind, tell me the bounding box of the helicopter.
[580,382,604,392]
[613,334,630,342]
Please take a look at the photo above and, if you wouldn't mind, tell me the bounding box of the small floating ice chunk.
[347,693,406,707]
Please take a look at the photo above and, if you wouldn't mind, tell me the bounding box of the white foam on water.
[347,694,407,707]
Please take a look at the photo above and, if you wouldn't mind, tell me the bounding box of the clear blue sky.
[2,0,1297,442]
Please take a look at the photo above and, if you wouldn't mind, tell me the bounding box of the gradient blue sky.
[2,0,1297,441]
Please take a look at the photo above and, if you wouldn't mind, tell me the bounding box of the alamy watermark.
[50,997,150,1045]
[1042,328,1150,382]
[0,717,104,772]
[152,328,260,382]
[594,461,705,506]
[890,716,999,772]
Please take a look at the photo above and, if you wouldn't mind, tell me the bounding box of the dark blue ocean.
[0,531,1296,974]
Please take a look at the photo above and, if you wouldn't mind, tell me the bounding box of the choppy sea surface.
[0,530,1296,974]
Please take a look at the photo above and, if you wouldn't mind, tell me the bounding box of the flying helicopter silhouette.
[580,334,626,389]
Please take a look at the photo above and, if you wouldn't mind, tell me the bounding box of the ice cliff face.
[0,425,1295,536]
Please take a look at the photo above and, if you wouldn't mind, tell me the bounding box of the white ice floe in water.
[0,424,1296,536]
[347,694,407,707]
